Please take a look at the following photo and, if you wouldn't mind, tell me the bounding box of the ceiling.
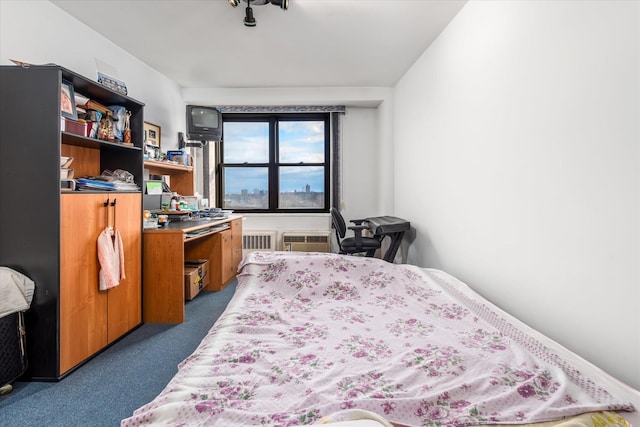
[50,0,466,89]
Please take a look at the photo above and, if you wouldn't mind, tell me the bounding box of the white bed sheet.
[122,253,640,426]
[428,267,640,426]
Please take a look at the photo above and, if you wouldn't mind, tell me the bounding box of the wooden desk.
[143,215,243,323]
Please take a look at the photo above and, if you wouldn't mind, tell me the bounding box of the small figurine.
[123,110,132,145]
[97,112,111,141]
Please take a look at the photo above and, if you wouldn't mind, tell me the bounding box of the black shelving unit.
[0,65,145,380]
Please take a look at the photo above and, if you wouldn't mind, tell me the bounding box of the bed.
[122,251,639,426]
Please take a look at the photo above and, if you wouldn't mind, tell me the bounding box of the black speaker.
[178,132,185,149]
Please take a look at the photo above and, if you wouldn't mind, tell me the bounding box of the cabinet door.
[60,194,109,374]
[220,229,234,286]
[106,193,142,342]
[211,229,231,290]
[230,218,243,273]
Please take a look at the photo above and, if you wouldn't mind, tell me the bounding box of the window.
[218,113,330,213]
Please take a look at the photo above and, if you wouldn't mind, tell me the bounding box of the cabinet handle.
[104,198,110,226]
[112,198,117,228]
[103,197,118,228]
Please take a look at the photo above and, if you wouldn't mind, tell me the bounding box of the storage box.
[184,259,210,300]
[166,150,186,165]
[184,267,201,300]
[182,196,198,210]
[61,117,88,137]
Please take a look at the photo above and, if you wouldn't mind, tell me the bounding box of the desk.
[365,216,410,262]
[143,215,243,323]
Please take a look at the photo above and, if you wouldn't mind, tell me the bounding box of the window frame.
[217,112,331,213]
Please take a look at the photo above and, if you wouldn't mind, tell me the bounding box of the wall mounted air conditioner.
[282,232,331,253]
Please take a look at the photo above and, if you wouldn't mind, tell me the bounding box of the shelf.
[63,132,143,151]
[144,159,193,173]
[62,190,141,194]
[59,66,145,110]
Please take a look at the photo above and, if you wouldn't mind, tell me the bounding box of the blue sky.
[223,121,325,194]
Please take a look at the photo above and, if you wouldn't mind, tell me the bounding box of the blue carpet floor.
[0,282,236,427]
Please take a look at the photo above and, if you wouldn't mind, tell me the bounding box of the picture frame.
[60,79,77,120]
[144,121,161,148]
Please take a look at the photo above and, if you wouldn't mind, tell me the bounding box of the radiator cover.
[243,231,277,255]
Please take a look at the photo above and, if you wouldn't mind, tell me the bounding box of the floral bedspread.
[121,252,635,427]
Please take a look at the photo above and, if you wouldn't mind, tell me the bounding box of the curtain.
[331,111,344,211]
[217,105,345,114]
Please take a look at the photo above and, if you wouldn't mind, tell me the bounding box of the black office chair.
[330,207,381,257]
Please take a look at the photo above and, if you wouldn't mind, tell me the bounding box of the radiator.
[282,231,331,253]
[242,231,277,255]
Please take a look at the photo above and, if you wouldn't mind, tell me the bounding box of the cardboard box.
[184,267,201,300]
[184,259,210,300]
[185,259,210,286]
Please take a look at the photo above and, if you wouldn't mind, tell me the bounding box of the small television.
[186,105,222,141]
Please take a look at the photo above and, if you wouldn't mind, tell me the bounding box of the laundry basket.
[0,267,34,395]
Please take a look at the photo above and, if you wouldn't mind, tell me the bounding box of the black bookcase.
[0,65,145,380]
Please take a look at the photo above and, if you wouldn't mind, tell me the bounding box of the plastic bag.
[108,105,126,141]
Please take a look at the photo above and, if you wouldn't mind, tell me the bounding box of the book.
[83,100,109,115]
[76,178,116,190]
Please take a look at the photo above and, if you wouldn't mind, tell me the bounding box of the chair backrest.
[330,207,347,240]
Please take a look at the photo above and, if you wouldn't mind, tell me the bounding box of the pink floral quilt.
[122,252,635,426]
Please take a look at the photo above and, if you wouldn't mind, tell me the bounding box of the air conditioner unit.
[282,231,331,253]
[242,230,277,256]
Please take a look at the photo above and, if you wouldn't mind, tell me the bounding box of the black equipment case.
[0,311,27,389]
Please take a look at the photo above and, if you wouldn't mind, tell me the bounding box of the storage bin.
[61,117,88,137]
[0,311,27,390]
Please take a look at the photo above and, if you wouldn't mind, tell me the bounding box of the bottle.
[170,193,179,211]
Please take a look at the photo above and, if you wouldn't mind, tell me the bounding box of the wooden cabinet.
[0,65,143,380]
[60,193,141,374]
[211,217,243,290]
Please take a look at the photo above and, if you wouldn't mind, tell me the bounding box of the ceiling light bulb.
[228,0,240,7]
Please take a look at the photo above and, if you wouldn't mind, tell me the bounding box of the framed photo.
[60,79,77,120]
[144,121,161,148]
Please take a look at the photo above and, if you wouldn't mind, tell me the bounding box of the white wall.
[394,0,640,389]
[0,1,185,151]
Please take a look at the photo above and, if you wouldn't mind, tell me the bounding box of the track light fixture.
[228,0,288,27]
[244,1,256,27]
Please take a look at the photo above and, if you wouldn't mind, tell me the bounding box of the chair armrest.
[348,224,368,247]
[350,218,367,225]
